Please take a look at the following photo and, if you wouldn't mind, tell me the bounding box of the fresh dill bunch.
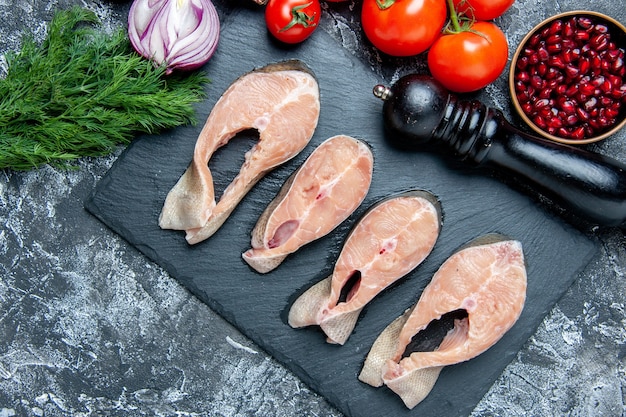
[0,6,209,170]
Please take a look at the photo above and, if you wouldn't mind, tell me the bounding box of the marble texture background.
[0,0,624,416]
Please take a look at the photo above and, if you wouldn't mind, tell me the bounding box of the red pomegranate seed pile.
[514,15,626,140]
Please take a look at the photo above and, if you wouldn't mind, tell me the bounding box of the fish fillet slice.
[242,135,374,273]
[288,190,442,345]
[359,234,527,409]
[159,60,320,244]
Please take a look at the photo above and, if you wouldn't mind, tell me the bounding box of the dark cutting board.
[85,7,598,417]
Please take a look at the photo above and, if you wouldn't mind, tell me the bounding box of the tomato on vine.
[265,0,321,44]
[361,0,447,57]
[427,0,509,92]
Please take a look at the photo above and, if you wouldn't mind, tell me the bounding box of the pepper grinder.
[374,74,626,227]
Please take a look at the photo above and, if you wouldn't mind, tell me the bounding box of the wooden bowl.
[509,10,626,145]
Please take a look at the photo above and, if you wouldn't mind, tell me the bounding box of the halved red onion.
[128,0,220,74]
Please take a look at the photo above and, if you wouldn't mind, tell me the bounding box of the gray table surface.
[1,0,624,416]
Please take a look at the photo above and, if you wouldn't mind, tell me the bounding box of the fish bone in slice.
[242,135,374,273]
[359,234,527,409]
[288,190,442,345]
[159,60,320,244]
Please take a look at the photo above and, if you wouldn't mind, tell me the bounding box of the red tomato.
[361,0,447,57]
[427,21,509,93]
[265,0,321,44]
[452,0,515,21]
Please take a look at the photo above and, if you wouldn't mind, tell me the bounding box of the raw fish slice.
[242,135,374,273]
[288,190,442,345]
[159,60,320,244]
[359,234,527,409]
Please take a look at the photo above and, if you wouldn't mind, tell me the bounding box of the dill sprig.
[0,6,209,170]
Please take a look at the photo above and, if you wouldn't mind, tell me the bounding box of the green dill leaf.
[0,6,209,171]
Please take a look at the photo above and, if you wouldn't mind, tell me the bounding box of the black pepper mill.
[374,74,626,227]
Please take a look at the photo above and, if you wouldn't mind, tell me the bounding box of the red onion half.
[128,0,220,74]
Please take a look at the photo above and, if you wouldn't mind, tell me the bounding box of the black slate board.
[85,7,598,417]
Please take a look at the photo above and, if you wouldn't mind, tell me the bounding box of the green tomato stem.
[280,2,317,32]
[446,0,462,32]
[375,0,396,10]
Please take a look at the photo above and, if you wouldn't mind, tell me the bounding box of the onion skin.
[128,0,220,74]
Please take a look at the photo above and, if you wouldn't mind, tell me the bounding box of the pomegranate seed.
[606,49,622,61]
[584,97,598,111]
[605,107,621,118]
[550,19,563,35]
[531,75,545,89]
[612,57,624,72]
[516,92,526,102]
[537,46,550,61]
[549,55,566,68]
[600,96,614,107]
[590,34,609,52]
[576,107,590,121]
[575,30,590,42]
[517,56,529,70]
[591,55,603,71]
[562,38,577,50]
[595,24,609,34]
[545,66,560,80]
[599,116,612,128]
[547,116,564,129]
[528,52,540,65]
[557,127,570,137]
[534,98,551,110]
[522,102,534,115]
[546,34,561,45]
[572,126,586,139]
[611,85,626,99]
[561,100,577,114]
[579,57,591,74]
[577,17,593,29]
[516,71,530,82]
[546,78,561,90]
[591,75,606,87]
[563,19,575,36]
[565,64,580,78]
[539,88,553,99]
[565,114,579,125]
[537,63,548,77]
[533,115,547,129]
[547,43,563,54]
[579,82,596,96]
[539,106,554,118]
[528,33,542,47]
[608,74,622,87]
[565,84,579,97]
